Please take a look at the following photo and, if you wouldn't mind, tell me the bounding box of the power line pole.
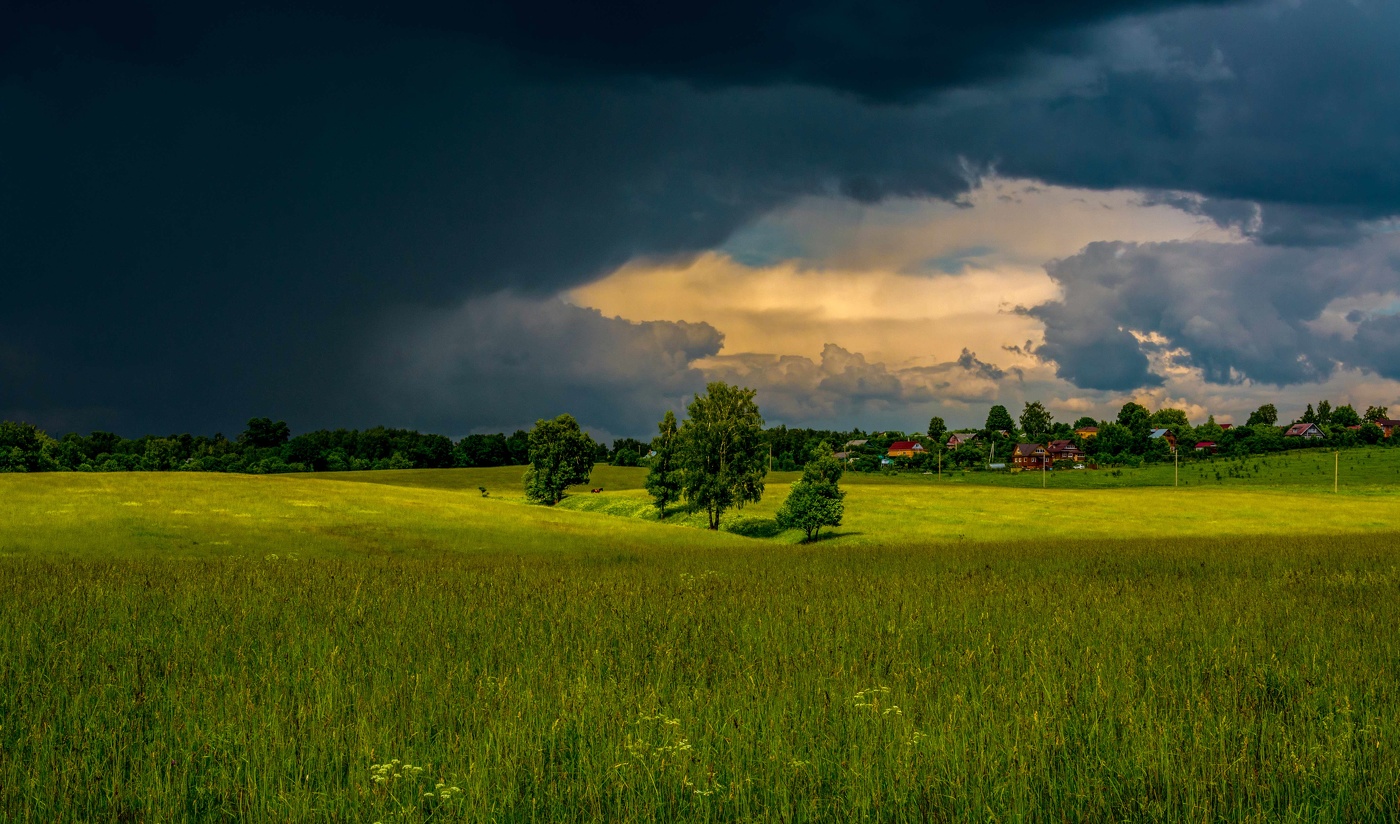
[1174,446,1179,488]
[1334,450,1339,493]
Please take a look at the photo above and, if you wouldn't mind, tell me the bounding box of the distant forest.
[1,396,1393,475]
[0,417,861,475]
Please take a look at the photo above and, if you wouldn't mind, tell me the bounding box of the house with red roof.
[1284,422,1325,439]
[886,440,926,458]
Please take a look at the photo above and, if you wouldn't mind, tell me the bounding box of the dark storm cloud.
[371,296,721,437]
[1028,238,1400,391]
[4,0,1400,434]
[5,0,1242,100]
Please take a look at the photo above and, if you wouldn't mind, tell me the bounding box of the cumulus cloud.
[1028,237,1400,391]
[699,343,1018,428]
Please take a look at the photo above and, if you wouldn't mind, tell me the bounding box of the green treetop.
[776,442,846,542]
[644,410,682,519]
[523,414,596,505]
[677,382,767,530]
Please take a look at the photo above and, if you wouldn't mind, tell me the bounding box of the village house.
[946,432,978,449]
[1194,440,1218,453]
[1046,439,1082,463]
[1073,425,1098,439]
[1378,419,1400,438]
[887,440,926,458]
[1149,428,1177,448]
[1012,443,1049,469]
[1284,422,1325,438]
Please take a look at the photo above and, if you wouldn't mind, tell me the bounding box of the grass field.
[2,467,1399,821]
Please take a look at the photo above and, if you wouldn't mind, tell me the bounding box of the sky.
[4,0,1400,441]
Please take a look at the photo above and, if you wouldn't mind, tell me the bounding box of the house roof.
[1013,443,1046,457]
[1284,422,1321,436]
[1219,423,1233,430]
[1194,441,1217,448]
[946,432,977,443]
[888,440,923,451]
[1074,426,1098,433]
[1046,440,1079,451]
[844,439,868,447]
[1149,428,1173,439]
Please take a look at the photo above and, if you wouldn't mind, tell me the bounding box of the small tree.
[677,382,767,530]
[523,414,595,505]
[776,442,846,542]
[644,410,682,518]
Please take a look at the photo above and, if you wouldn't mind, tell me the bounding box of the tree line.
[2,397,1390,477]
[0,416,867,476]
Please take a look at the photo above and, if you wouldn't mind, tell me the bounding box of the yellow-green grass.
[3,472,1400,821]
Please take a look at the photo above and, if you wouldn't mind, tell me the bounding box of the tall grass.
[4,530,1400,820]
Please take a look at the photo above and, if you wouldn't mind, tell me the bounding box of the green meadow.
[2,464,1399,821]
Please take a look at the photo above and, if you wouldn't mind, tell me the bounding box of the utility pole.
[1174,446,1179,488]
[1041,449,1046,488]
[1334,450,1339,493]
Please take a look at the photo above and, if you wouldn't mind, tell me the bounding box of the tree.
[677,382,767,530]
[775,442,846,542]
[239,417,290,449]
[1072,416,1098,430]
[984,405,1014,434]
[1246,404,1279,427]
[522,414,596,505]
[926,416,947,446]
[1316,400,1332,426]
[1197,414,1224,441]
[1331,404,1361,428]
[1299,403,1317,424]
[1018,401,1053,442]
[644,411,682,518]
[1364,405,1390,423]
[1149,408,1191,429]
[1117,402,1150,429]
[1359,422,1384,445]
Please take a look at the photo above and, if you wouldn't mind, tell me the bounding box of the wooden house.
[1194,441,1217,453]
[1073,426,1098,439]
[1046,439,1082,463]
[1012,443,1049,469]
[1283,422,1325,439]
[946,432,978,449]
[1149,428,1177,448]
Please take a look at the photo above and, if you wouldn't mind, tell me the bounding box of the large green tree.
[677,382,767,530]
[1246,404,1279,427]
[522,414,596,505]
[1331,404,1361,428]
[984,405,1015,434]
[926,416,947,445]
[644,410,682,519]
[1018,401,1053,442]
[1364,405,1390,423]
[775,442,846,542]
